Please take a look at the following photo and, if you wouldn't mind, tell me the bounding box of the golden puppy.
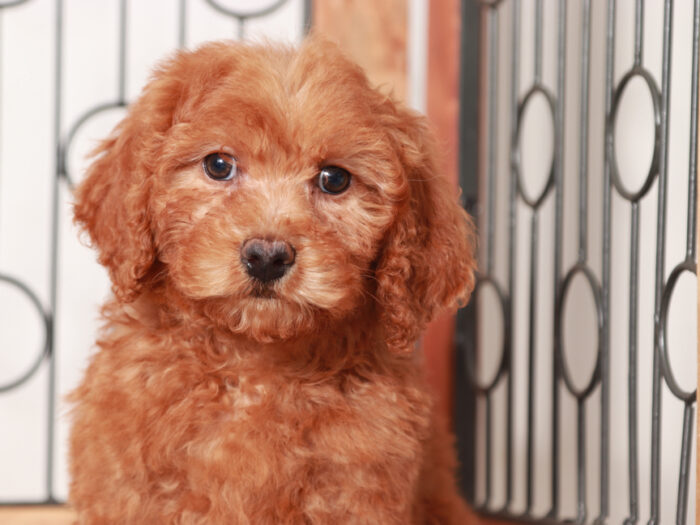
[70,37,476,524]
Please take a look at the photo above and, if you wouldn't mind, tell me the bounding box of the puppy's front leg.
[286,387,431,525]
[296,450,422,524]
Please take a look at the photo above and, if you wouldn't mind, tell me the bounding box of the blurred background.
[0,1,696,524]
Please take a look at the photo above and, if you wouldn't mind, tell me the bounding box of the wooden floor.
[0,506,76,525]
[0,505,511,525]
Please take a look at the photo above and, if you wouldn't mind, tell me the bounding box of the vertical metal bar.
[526,211,538,514]
[599,1,616,523]
[485,393,493,507]
[675,402,695,525]
[237,18,246,40]
[486,6,498,276]
[590,1,610,521]
[118,0,127,104]
[549,0,567,517]
[534,0,543,83]
[576,400,587,524]
[506,0,520,509]
[578,0,591,264]
[634,0,644,67]
[46,0,64,502]
[598,257,611,519]
[456,0,482,505]
[459,0,483,212]
[303,0,313,35]
[649,1,674,523]
[468,0,492,485]
[686,0,699,262]
[178,0,186,48]
[627,202,640,524]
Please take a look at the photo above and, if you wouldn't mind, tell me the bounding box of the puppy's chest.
[219,375,267,420]
[160,368,431,498]
[215,375,355,422]
[201,373,417,442]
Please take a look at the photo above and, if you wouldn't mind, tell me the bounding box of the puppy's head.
[74,38,475,349]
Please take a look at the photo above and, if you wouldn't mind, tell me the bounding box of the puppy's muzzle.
[240,239,295,283]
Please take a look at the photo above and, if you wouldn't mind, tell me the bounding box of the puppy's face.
[149,52,401,340]
[75,40,475,348]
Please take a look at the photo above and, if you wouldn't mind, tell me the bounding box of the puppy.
[70,37,476,524]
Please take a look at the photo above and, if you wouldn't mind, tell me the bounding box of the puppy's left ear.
[375,107,476,355]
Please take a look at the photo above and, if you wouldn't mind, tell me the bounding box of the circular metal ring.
[555,264,603,399]
[657,260,697,402]
[204,0,289,19]
[514,84,557,209]
[608,66,661,203]
[462,275,510,394]
[61,101,127,188]
[0,274,51,393]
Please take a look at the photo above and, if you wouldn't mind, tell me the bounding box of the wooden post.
[313,0,408,103]
[421,0,462,423]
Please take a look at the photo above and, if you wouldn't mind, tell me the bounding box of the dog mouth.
[250,284,277,299]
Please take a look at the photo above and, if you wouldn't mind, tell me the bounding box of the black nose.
[240,239,295,283]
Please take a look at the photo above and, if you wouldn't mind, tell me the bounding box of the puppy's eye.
[203,153,236,181]
[318,166,351,194]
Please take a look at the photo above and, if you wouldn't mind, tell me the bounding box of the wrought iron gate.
[456,0,698,523]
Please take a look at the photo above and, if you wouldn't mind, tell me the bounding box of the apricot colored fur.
[70,37,476,524]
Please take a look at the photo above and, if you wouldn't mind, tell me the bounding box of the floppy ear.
[375,108,476,355]
[73,60,186,301]
[73,114,157,302]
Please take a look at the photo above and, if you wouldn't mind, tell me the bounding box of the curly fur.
[70,37,476,524]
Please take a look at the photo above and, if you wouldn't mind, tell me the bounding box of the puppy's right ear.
[73,63,184,302]
[73,115,156,302]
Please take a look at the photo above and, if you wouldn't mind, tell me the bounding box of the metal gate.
[456,0,698,523]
